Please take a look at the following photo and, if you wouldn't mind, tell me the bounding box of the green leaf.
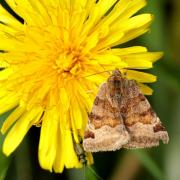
[86,166,103,180]
[0,113,12,180]
[133,150,165,180]
[67,165,102,180]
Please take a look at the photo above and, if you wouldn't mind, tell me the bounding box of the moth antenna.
[121,68,145,78]
[80,67,134,79]
[95,62,111,76]
[80,69,113,78]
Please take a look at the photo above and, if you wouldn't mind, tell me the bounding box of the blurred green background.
[0,0,180,180]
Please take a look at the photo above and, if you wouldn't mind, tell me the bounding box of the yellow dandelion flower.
[0,0,163,172]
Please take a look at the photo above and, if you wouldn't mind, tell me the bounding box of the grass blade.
[133,150,165,180]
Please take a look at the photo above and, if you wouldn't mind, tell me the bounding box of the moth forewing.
[83,69,169,152]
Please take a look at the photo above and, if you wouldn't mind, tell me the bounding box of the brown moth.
[83,69,169,152]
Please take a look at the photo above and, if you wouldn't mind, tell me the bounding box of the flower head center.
[52,46,87,75]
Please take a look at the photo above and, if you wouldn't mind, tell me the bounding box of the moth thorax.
[107,76,123,95]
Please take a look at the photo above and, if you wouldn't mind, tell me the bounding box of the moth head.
[112,69,122,76]
[107,69,124,94]
[108,69,123,84]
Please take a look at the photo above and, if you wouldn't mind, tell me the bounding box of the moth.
[83,69,169,152]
